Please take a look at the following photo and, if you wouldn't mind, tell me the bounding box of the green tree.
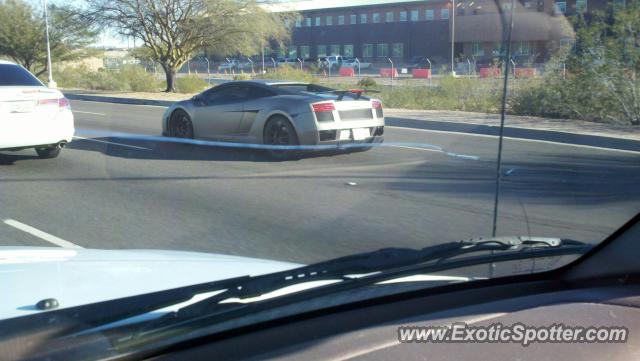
[0,0,96,77]
[83,0,296,92]
[512,1,640,125]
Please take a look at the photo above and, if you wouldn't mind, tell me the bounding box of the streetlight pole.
[451,0,456,76]
[43,0,55,88]
[204,57,210,84]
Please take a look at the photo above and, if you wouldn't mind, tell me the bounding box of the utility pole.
[43,0,55,88]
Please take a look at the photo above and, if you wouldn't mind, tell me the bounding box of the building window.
[440,9,449,19]
[330,44,341,55]
[305,17,311,26]
[576,0,587,12]
[326,16,333,26]
[300,46,310,59]
[338,15,345,25]
[472,42,485,56]
[360,14,367,24]
[344,44,354,57]
[288,47,297,59]
[315,17,321,26]
[515,41,531,55]
[410,10,419,21]
[377,43,388,57]
[317,45,326,57]
[425,9,434,20]
[392,43,404,58]
[554,1,566,13]
[350,14,357,24]
[295,19,301,27]
[400,11,408,21]
[373,13,380,23]
[362,44,373,57]
[385,11,394,22]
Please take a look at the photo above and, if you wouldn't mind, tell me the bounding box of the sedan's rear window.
[0,64,43,86]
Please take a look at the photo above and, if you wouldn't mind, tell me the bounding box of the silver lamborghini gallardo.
[161,80,384,154]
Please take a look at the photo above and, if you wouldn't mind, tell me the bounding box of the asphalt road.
[1,100,639,264]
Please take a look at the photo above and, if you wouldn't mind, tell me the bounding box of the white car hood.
[0,247,301,320]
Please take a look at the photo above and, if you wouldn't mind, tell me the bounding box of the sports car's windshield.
[0,0,639,333]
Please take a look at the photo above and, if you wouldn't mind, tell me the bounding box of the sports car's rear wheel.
[169,109,194,138]
[264,116,299,160]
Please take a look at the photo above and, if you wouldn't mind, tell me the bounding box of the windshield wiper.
[135,237,590,330]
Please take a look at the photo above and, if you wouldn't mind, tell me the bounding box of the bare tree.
[83,0,295,92]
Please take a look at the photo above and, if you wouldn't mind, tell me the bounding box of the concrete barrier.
[339,67,355,77]
[412,69,432,79]
[380,68,398,78]
[479,67,501,78]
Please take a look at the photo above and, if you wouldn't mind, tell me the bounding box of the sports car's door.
[195,85,248,139]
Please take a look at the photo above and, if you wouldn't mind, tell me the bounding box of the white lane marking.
[73,136,152,151]
[389,144,441,153]
[73,110,106,116]
[387,126,640,154]
[3,219,83,249]
[70,99,168,108]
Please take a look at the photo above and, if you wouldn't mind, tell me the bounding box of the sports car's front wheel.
[169,109,194,139]
[264,116,299,160]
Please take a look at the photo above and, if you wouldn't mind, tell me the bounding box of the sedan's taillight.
[38,97,71,111]
[312,102,336,112]
[58,97,70,109]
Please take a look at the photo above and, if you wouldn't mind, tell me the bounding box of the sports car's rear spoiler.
[322,89,380,101]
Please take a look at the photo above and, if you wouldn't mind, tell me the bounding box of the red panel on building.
[380,68,398,78]
[412,69,432,79]
[339,67,355,77]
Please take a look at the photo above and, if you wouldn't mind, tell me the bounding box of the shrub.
[233,73,252,81]
[357,77,377,88]
[256,64,318,83]
[175,75,209,93]
[117,65,161,92]
[53,64,161,92]
[375,76,501,113]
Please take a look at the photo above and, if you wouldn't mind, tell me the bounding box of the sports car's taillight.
[312,102,335,122]
[312,102,335,112]
[372,100,383,118]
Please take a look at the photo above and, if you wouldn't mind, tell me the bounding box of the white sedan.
[0,60,74,158]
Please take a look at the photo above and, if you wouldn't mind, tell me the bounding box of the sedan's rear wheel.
[35,146,61,159]
[264,116,299,160]
[169,109,194,139]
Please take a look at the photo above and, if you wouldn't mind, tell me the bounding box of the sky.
[30,0,130,48]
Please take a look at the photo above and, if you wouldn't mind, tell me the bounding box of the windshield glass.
[1,0,639,351]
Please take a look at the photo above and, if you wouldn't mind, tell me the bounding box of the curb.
[64,93,640,153]
[386,117,640,153]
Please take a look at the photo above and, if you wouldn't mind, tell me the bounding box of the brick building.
[263,0,611,68]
